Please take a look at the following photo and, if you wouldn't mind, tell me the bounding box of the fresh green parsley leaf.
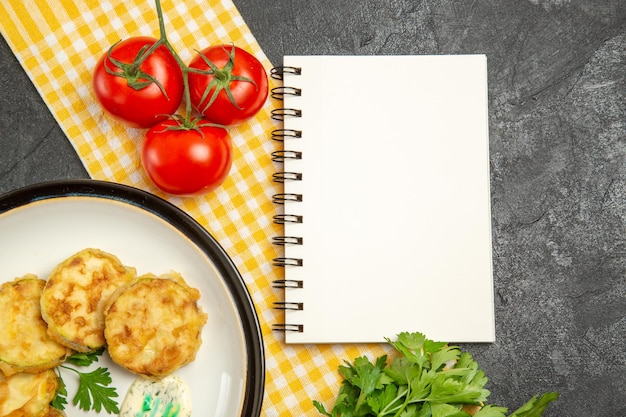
[428,370,489,405]
[403,403,424,417]
[50,374,68,410]
[345,355,387,395]
[430,402,470,417]
[51,349,120,414]
[312,400,331,416]
[508,392,560,417]
[73,367,120,414]
[430,344,461,372]
[65,348,105,367]
[474,404,509,417]
[385,357,417,386]
[367,382,400,415]
[386,332,428,369]
[314,332,559,417]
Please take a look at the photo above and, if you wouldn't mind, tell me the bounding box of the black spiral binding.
[271,86,302,100]
[271,150,302,163]
[270,66,302,80]
[272,324,304,333]
[271,65,305,334]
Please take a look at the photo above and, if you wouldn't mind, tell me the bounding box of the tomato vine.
[114,0,258,130]
[92,0,268,195]
[147,0,202,129]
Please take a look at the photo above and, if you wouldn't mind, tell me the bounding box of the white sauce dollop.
[120,375,192,417]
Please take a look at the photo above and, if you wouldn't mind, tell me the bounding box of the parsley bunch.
[313,332,558,417]
[51,349,120,414]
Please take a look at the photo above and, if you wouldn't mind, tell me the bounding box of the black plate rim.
[0,179,265,417]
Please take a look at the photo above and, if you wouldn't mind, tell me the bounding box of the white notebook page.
[279,54,494,344]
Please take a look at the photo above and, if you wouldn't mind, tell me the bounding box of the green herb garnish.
[52,348,120,414]
[313,331,559,417]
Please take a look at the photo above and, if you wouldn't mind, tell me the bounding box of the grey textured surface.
[1,1,625,416]
[0,36,89,188]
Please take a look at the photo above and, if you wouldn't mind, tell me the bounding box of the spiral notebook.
[270,54,495,344]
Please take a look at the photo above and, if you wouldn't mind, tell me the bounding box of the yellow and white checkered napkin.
[0,0,389,414]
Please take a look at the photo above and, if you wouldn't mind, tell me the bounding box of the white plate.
[0,180,264,417]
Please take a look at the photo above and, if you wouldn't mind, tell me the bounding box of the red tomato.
[141,119,232,196]
[93,36,184,128]
[187,44,268,125]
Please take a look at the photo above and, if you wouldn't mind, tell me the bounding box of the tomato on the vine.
[187,44,268,125]
[141,119,232,196]
[93,36,184,128]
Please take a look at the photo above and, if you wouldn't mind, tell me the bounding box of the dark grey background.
[1,1,625,416]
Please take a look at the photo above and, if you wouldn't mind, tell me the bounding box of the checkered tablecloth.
[0,0,389,415]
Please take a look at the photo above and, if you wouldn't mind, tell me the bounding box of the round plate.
[0,180,264,417]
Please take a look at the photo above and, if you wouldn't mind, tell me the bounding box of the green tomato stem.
[149,0,253,129]
[152,0,195,127]
[115,0,235,130]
